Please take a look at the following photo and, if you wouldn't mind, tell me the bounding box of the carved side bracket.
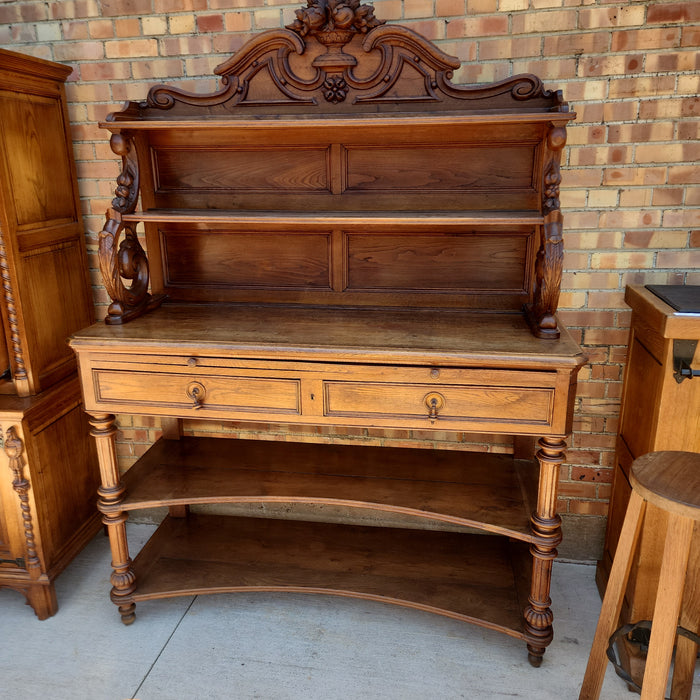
[99,132,164,325]
[4,426,40,575]
[525,124,567,339]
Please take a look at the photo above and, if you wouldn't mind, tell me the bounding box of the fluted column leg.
[88,412,136,624]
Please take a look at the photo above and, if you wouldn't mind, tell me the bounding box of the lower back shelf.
[130,512,532,639]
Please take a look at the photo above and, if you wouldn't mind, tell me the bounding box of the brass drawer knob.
[186,381,206,409]
[423,392,445,422]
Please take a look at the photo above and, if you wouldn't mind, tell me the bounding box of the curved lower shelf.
[130,513,532,640]
[114,436,537,541]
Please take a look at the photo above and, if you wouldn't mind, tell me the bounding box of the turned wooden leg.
[88,412,136,624]
[670,522,700,700]
[579,490,646,700]
[524,436,566,667]
[640,513,694,700]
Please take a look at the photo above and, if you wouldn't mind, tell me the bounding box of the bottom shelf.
[130,513,532,640]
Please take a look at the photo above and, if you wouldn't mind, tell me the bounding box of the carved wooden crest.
[106,0,567,121]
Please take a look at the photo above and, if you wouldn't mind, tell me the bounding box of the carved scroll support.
[526,124,567,340]
[100,133,164,325]
[524,435,566,666]
[4,426,41,577]
[88,412,136,624]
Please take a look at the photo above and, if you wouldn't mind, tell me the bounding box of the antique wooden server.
[70,1,584,665]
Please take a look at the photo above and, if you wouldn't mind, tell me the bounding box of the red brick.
[48,1,100,20]
[53,41,105,61]
[79,62,132,81]
[668,166,700,185]
[586,291,627,309]
[645,51,700,74]
[607,122,675,144]
[115,18,141,37]
[197,14,225,33]
[656,250,700,269]
[436,0,467,16]
[639,97,700,119]
[579,6,645,29]
[652,187,685,207]
[680,26,700,48]
[612,28,680,52]
[584,328,633,346]
[100,0,153,16]
[0,5,21,23]
[20,3,49,21]
[543,32,609,56]
[647,2,700,24]
[155,0,208,10]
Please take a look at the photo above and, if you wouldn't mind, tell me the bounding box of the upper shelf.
[122,209,545,226]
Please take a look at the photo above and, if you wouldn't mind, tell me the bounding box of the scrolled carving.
[525,123,568,339]
[4,426,40,572]
[510,75,546,101]
[109,133,139,214]
[98,210,164,325]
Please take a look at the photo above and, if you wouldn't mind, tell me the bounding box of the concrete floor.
[1,523,698,700]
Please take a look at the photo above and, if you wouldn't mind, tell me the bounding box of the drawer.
[91,369,301,416]
[323,381,554,428]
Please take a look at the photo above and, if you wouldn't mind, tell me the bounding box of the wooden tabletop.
[71,303,585,369]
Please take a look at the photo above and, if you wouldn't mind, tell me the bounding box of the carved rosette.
[99,133,164,325]
[526,124,567,339]
[4,426,40,574]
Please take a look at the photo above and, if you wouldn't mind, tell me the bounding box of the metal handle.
[423,392,445,422]
[186,382,206,410]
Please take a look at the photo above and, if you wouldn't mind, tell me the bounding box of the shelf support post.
[524,435,565,666]
[88,412,136,624]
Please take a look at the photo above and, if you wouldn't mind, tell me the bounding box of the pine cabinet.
[0,49,100,618]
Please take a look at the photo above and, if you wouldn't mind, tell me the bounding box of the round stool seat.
[631,451,700,519]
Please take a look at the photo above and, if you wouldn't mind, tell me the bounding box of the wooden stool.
[580,451,700,700]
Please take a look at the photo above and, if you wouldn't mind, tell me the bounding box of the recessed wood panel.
[619,336,662,459]
[22,240,94,384]
[344,144,537,192]
[346,232,531,292]
[0,90,75,227]
[161,229,332,290]
[152,146,330,192]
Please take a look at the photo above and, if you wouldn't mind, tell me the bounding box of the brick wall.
[2,0,698,559]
